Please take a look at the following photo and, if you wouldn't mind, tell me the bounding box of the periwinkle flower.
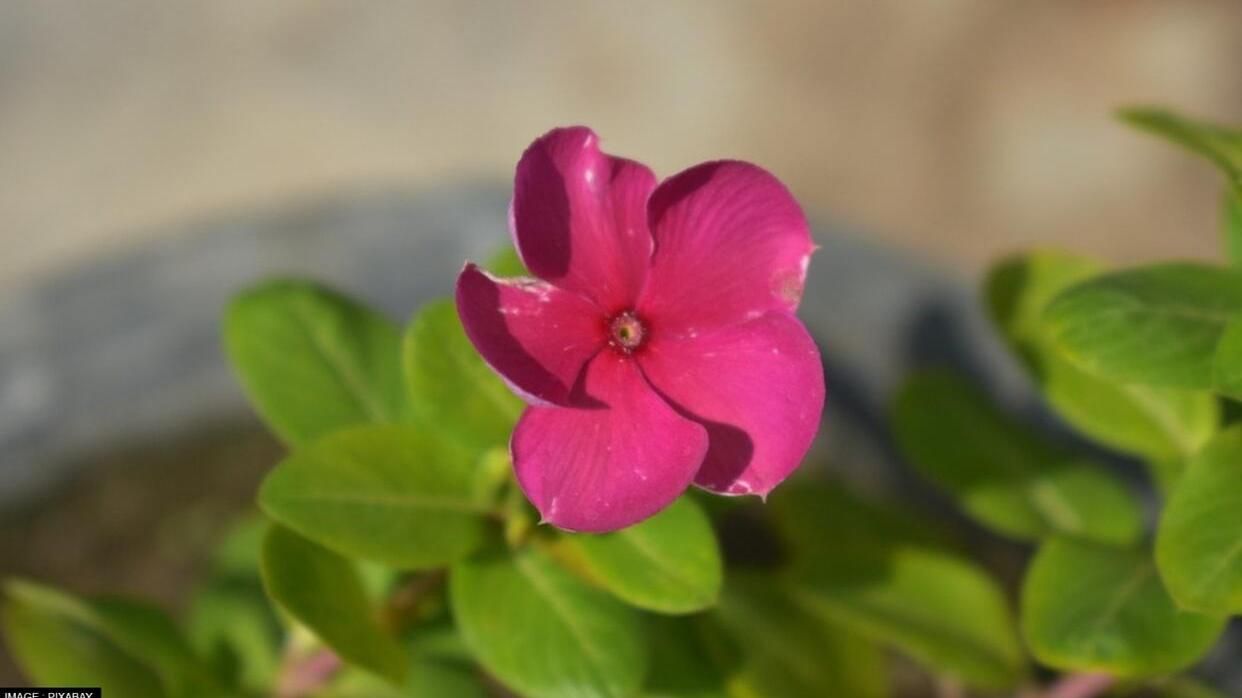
[457,127,824,532]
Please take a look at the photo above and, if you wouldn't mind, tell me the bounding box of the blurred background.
[2,0,1242,687]
[4,0,1242,291]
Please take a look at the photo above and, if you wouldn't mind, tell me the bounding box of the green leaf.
[259,424,493,569]
[639,616,732,698]
[1149,677,1230,698]
[1021,537,1224,677]
[1156,425,1242,614]
[2,582,166,697]
[716,576,888,698]
[450,543,647,698]
[402,300,522,448]
[259,524,406,683]
[986,251,1218,460]
[323,660,491,698]
[225,279,405,446]
[2,580,220,697]
[1224,189,1242,266]
[184,515,281,692]
[186,579,280,693]
[564,497,722,614]
[1211,317,1242,400]
[1120,107,1242,187]
[892,370,1142,543]
[1043,263,1242,390]
[771,484,1026,690]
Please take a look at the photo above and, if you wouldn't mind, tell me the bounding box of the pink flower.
[456,127,825,532]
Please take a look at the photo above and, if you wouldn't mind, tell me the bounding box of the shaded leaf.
[259,525,406,683]
[259,425,492,569]
[450,544,647,698]
[186,515,281,692]
[986,251,1217,460]
[225,279,404,446]
[565,497,722,614]
[771,483,1025,690]
[639,615,731,698]
[186,579,280,693]
[892,370,1142,543]
[1021,537,1224,677]
[323,660,491,698]
[1043,263,1242,390]
[1156,425,1242,614]
[402,300,522,448]
[716,576,888,698]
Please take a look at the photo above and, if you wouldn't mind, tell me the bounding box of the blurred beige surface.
[2,1,1241,290]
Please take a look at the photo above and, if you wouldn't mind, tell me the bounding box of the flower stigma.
[609,311,646,353]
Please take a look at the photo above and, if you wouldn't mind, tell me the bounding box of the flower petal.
[512,352,709,532]
[512,126,656,311]
[638,161,815,335]
[456,263,605,406]
[638,312,824,496]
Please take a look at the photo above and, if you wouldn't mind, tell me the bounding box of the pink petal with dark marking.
[512,126,656,312]
[638,312,824,496]
[512,352,708,532]
[455,263,605,406]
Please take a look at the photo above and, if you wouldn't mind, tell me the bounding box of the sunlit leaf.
[564,497,722,614]
[986,251,1217,461]
[450,543,647,698]
[259,425,493,569]
[225,279,405,446]
[1156,425,1242,614]
[402,300,522,448]
[1021,537,1224,677]
[1043,263,1242,390]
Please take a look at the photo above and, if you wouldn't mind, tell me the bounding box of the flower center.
[609,312,646,352]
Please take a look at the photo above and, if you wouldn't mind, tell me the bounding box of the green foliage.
[2,580,218,698]
[185,517,281,694]
[1043,262,1242,391]
[716,576,889,698]
[259,524,406,683]
[259,424,494,569]
[450,543,648,698]
[892,370,1142,544]
[1120,107,1242,189]
[321,660,492,698]
[225,279,406,446]
[986,251,1218,461]
[1225,190,1242,266]
[771,483,1026,691]
[402,300,522,448]
[639,616,732,698]
[563,497,722,614]
[1020,537,1224,678]
[1156,425,1242,614]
